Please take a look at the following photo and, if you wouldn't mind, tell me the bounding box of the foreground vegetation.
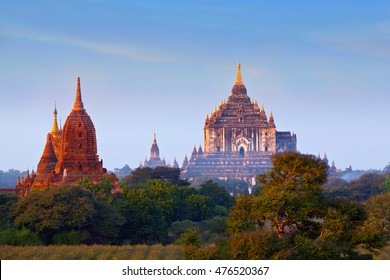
[1,153,389,259]
[0,244,183,260]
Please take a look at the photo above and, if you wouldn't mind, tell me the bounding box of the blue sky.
[1,0,390,172]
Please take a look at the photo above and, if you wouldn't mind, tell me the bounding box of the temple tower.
[56,77,103,176]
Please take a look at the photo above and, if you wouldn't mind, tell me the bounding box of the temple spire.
[235,61,243,85]
[73,77,84,112]
[51,102,59,135]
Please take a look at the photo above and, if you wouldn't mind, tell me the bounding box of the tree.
[258,152,328,238]
[380,175,390,193]
[0,192,18,229]
[364,192,390,241]
[199,180,234,210]
[345,173,384,201]
[122,166,189,187]
[13,186,124,244]
[225,152,385,259]
[78,175,116,201]
[14,186,94,236]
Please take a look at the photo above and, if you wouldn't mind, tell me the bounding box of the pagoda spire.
[235,61,244,85]
[73,77,84,112]
[51,102,60,135]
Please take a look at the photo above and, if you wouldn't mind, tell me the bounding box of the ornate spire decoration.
[235,61,243,85]
[269,111,276,128]
[150,132,160,159]
[73,77,85,112]
[172,157,179,169]
[51,102,60,135]
[198,144,203,155]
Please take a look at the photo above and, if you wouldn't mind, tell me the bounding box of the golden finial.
[261,104,265,111]
[214,107,217,113]
[206,114,209,120]
[235,60,243,85]
[270,111,273,118]
[51,102,59,135]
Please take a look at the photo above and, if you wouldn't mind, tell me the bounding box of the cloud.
[325,37,390,58]
[307,21,390,58]
[0,26,177,63]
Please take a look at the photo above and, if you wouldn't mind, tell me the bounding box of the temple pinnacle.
[235,61,243,85]
[51,102,59,135]
[73,77,84,112]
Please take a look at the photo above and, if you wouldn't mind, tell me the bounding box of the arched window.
[265,146,268,152]
[79,132,82,138]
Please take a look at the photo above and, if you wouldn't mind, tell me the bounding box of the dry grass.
[0,244,184,260]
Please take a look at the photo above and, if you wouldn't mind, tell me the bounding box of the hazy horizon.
[1,0,390,172]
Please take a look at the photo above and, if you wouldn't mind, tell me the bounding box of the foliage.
[364,192,390,241]
[228,230,282,259]
[113,179,232,245]
[0,192,18,229]
[199,180,234,209]
[383,163,390,173]
[52,230,86,245]
[183,243,217,260]
[122,166,189,187]
[257,152,328,238]
[341,173,384,202]
[13,185,124,244]
[14,186,94,235]
[224,152,386,259]
[168,220,198,241]
[0,227,43,245]
[78,175,116,201]
[380,175,390,193]
[227,195,263,233]
[323,177,348,189]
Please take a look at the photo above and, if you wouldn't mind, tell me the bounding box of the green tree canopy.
[13,185,124,244]
[226,152,386,259]
[122,166,189,187]
[258,152,328,238]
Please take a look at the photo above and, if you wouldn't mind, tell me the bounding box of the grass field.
[0,244,184,260]
[1,243,389,260]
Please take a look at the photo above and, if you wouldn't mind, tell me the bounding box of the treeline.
[0,168,233,247]
[0,153,389,260]
[182,153,390,260]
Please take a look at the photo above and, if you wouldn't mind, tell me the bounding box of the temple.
[16,77,113,195]
[140,133,181,169]
[142,133,167,168]
[181,62,297,185]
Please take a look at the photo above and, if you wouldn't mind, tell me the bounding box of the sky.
[1,0,390,172]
